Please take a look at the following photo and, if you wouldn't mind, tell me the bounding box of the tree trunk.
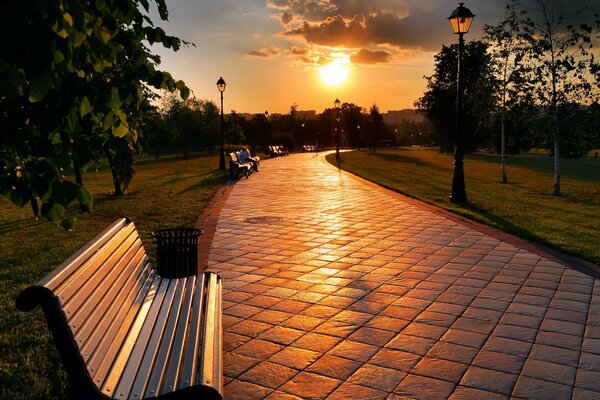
[73,159,89,212]
[553,138,560,196]
[154,147,160,161]
[105,148,122,196]
[501,109,507,184]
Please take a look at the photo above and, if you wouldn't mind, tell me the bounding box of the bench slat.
[144,279,187,397]
[77,245,146,355]
[180,273,206,389]
[129,277,179,398]
[57,224,137,306]
[163,276,196,393]
[101,274,163,397]
[114,277,170,399]
[70,237,142,342]
[199,273,222,390]
[35,219,130,294]
[89,269,154,388]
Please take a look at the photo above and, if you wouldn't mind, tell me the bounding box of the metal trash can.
[151,228,203,278]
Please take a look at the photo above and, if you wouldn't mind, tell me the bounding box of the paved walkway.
[206,152,600,400]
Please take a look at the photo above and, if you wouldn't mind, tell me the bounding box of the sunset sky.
[148,0,591,114]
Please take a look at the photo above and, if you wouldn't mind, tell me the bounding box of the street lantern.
[334,98,341,161]
[264,110,269,153]
[447,3,474,204]
[357,125,361,151]
[447,3,475,34]
[216,77,226,170]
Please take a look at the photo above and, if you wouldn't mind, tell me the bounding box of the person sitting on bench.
[241,147,259,172]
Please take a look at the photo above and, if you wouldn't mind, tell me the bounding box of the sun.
[319,60,349,87]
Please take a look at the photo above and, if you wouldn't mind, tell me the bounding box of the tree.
[0,0,189,228]
[416,40,498,153]
[368,104,385,152]
[341,103,364,150]
[518,0,600,195]
[484,0,526,183]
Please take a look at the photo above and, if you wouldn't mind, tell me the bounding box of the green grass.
[327,150,600,265]
[0,153,226,400]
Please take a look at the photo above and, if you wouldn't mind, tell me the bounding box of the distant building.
[383,109,425,124]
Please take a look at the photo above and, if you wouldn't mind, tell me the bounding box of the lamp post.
[301,121,305,147]
[447,3,474,204]
[357,125,361,151]
[334,98,341,161]
[264,110,269,153]
[216,77,226,170]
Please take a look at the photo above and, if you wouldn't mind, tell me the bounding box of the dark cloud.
[281,12,294,25]
[289,46,308,55]
[284,11,448,50]
[285,15,369,48]
[248,47,280,58]
[351,47,392,64]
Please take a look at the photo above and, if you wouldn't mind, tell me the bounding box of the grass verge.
[327,149,600,265]
[0,153,226,400]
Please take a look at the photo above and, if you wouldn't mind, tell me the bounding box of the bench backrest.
[16,218,223,399]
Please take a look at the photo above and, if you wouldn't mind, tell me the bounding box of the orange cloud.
[351,48,392,64]
[248,47,280,58]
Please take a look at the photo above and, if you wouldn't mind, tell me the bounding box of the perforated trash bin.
[151,228,203,278]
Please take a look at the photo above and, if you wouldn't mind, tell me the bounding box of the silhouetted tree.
[484,0,526,183]
[416,40,497,153]
[368,104,385,152]
[518,0,600,195]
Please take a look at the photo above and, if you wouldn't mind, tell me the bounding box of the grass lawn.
[0,153,226,400]
[327,149,600,265]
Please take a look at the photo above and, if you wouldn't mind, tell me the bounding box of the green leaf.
[29,75,54,102]
[41,202,65,222]
[79,96,92,116]
[61,217,76,231]
[63,12,74,27]
[76,186,93,209]
[112,122,129,137]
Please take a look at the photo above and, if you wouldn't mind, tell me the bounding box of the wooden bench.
[303,145,318,152]
[16,218,223,400]
[268,145,288,157]
[228,151,253,179]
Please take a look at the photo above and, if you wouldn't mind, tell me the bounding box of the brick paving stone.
[472,350,524,375]
[259,326,305,345]
[370,348,422,372]
[575,368,600,393]
[393,374,455,399]
[460,366,517,395]
[239,361,299,389]
[325,382,388,400]
[403,322,448,340]
[520,358,576,386]
[229,319,273,338]
[448,386,508,400]
[348,326,396,346]
[224,332,252,352]
[386,333,436,355]
[264,391,303,400]
[529,343,580,367]
[269,346,321,370]
[512,376,573,399]
[233,339,284,360]
[278,372,341,400]
[426,342,479,365]
[411,357,469,383]
[328,339,380,362]
[307,355,362,380]
[224,379,274,400]
[440,328,487,348]
[348,364,407,392]
[224,352,260,378]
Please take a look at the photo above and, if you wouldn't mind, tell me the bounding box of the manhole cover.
[244,216,282,224]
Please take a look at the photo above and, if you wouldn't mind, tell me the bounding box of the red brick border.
[194,183,234,271]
